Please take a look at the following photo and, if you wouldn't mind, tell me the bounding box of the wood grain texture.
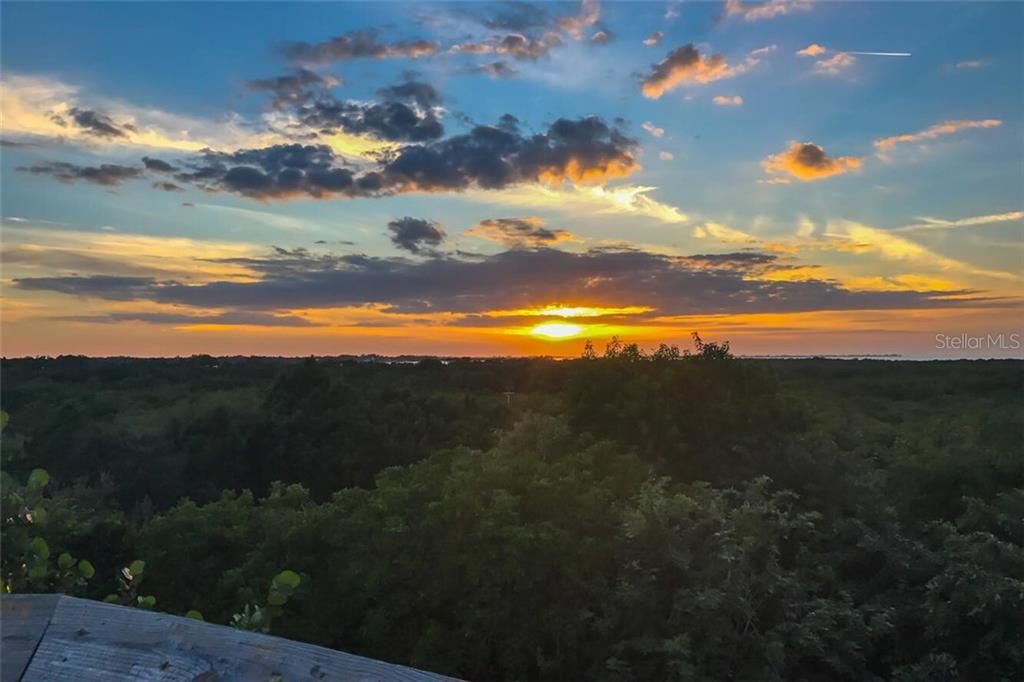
[3,595,460,682]
[1,594,60,682]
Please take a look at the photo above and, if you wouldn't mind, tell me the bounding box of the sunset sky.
[2,1,1022,358]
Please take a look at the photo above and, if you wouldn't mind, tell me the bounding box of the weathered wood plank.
[10,596,460,682]
[1,594,61,682]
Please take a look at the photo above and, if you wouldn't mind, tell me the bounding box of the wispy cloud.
[813,52,856,76]
[642,121,665,138]
[952,59,990,70]
[893,211,1024,233]
[712,95,743,106]
[1,73,293,153]
[874,119,1002,160]
[476,184,688,224]
[725,0,811,22]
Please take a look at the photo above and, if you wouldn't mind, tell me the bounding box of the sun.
[530,322,583,340]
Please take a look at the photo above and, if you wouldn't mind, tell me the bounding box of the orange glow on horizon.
[529,322,584,339]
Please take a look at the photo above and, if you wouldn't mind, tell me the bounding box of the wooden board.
[1,594,60,682]
[2,595,460,681]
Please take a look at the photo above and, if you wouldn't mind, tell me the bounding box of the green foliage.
[1,467,97,595]
[2,353,1021,680]
[232,570,303,633]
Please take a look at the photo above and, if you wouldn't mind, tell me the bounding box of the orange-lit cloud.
[796,43,827,57]
[813,52,856,76]
[762,141,862,183]
[874,119,1002,160]
[641,44,762,99]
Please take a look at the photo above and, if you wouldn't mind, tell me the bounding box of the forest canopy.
[2,340,1022,681]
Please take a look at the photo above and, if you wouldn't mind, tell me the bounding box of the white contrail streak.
[845,51,912,57]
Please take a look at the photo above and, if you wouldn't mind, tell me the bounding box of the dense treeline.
[2,342,1022,680]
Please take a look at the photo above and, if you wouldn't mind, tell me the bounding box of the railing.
[1,594,459,681]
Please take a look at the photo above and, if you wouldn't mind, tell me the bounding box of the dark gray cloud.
[164,115,637,200]
[152,181,184,192]
[58,311,322,327]
[247,68,340,109]
[63,107,135,138]
[451,32,562,60]
[376,81,442,108]
[17,162,145,187]
[14,247,996,321]
[280,29,439,65]
[294,81,444,142]
[1,139,41,148]
[387,217,447,254]
[142,156,176,172]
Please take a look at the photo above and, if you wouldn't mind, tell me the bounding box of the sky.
[1,0,1022,358]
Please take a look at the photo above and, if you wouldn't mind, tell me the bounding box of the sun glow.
[530,322,584,339]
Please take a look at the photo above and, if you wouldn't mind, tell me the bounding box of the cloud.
[294,80,445,142]
[642,121,665,138]
[659,151,674,161]
[555,0,601,39]
[14,244,993,320]
[813,52,856,76]
[165,115,638,200]
[17,161,145,187]
[450,32,564,61]
[1,72,293,152]
[458,3,554,32]
[762,141,862,183]
[712,95,743,106]
[467,61,520,79]
[641,44,762,98]
[590,30,611,45]
[796,43,827,57]
[247,68,341,109]
[387,217,447,254]
[467,217,578,248]
[142,156,176,173]
[279,29,439,65]
[479,183,687,224]
[152,181,184,192]
[0,225,262,282]
[873,119,1002,160]
[725,0,812,22]
[893,211,1024,233]
[693,222,759,245]
[825,220,1021,283]
[59,311,322,328]
[953,59,990,70]
[643,31,663,47]
[60,107,135,138]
